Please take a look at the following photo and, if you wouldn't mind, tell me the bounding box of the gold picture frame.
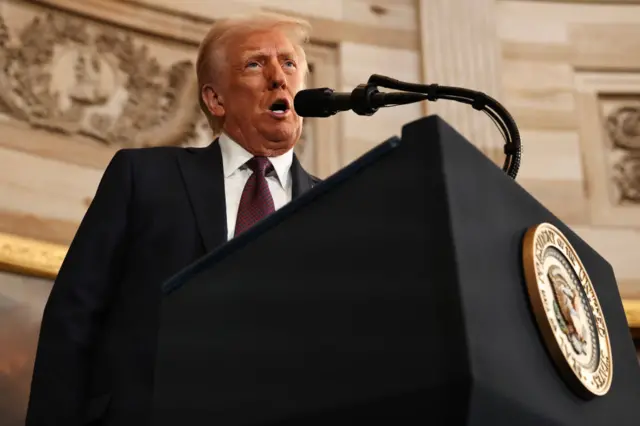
[0,232,67,280]
[2,230,639,336]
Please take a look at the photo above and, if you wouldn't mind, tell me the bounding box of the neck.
[222,126,296,157]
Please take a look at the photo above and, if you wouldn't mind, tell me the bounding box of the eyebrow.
[241,49,297,62]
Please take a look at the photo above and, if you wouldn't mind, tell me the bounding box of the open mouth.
[269,99,290,115]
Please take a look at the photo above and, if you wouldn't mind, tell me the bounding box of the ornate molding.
[0,4,209,150]
[606,106,640,151]
[574,72,640,226]
[33,0,417,51]
[605,105,640,204]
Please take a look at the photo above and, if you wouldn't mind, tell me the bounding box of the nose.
[268,62,286,90]
[270,79,283,90]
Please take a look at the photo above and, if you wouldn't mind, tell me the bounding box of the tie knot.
[247,156,273,176]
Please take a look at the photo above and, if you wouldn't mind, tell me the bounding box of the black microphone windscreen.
[294,88,334,117]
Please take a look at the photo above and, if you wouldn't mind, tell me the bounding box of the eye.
[283,60,296,68]
[246,61,260,69]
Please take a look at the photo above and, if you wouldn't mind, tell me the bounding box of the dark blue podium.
[152,116,640,426]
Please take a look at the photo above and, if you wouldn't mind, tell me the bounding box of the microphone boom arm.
[364,74,522,180]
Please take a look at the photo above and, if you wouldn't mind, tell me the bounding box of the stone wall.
[495,0,640,302]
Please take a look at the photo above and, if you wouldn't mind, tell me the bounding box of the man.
[26,13,319,426]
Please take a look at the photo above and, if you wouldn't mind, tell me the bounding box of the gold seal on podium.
[522,222,613,398]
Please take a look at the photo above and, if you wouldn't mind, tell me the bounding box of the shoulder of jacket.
[112,146,186,162]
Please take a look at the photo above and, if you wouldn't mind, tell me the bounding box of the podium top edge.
[161,135,401,295]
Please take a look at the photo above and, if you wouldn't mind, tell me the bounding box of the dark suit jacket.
[26,139,320,426]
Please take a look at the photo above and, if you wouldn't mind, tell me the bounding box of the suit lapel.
[177,139,227,253]
[178,142,315,252]
[291,154,316,198]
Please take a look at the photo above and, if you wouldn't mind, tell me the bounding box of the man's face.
[206,29,305,157]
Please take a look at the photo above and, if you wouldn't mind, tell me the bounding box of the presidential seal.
[522,222,613,398]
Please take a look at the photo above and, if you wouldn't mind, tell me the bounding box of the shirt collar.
[218,132,294,187]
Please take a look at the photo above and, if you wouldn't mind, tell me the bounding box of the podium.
[152,116,640,425]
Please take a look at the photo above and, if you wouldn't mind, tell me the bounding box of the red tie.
[234,156,276,236]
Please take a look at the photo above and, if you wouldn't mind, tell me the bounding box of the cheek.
[226,86,263,112]
[293,77,305,92]
[286,71,304,89]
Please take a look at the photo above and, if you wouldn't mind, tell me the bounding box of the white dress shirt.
[219,132,294,240]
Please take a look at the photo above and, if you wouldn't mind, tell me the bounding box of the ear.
[201,84,225,118]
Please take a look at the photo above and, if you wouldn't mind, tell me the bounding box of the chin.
[262,126,299,145]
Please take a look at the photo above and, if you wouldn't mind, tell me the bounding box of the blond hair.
[196,13,311,136]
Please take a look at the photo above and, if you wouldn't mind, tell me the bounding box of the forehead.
[227,29,297,60]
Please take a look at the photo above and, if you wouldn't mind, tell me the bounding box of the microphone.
[293,74,522,180]
[293,85,429,118]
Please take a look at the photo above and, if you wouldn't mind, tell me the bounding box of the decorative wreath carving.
[0,10,206,148]
[612,152,640,203]
[606,105,640,151]
[605,105,640,204]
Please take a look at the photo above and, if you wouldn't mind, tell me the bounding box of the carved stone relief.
[602,99,640,205]
[0,2,318,175]
[0,4,213,149]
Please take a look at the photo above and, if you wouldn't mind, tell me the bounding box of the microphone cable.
[366,74,521,180]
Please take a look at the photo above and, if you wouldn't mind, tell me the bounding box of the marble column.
[418,0,505,164]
